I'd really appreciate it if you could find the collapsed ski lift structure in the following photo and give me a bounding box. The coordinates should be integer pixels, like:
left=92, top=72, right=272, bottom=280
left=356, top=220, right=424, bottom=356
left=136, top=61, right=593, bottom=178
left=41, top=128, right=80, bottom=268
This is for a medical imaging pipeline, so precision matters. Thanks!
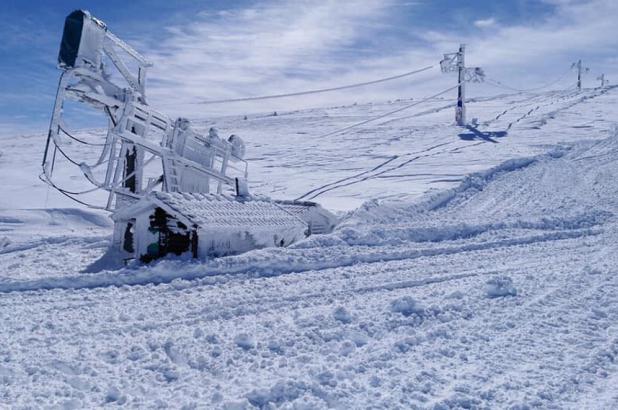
left=42, top=10, right=335, bottom=262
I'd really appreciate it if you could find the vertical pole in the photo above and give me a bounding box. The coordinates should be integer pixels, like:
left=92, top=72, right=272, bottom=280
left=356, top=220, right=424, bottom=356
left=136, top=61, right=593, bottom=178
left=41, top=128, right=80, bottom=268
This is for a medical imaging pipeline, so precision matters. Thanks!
left=577, top=60, right=581, bottom=91
left=456, top=44, right=466, bottom=126
left=43, top=72, right=69, bottom=175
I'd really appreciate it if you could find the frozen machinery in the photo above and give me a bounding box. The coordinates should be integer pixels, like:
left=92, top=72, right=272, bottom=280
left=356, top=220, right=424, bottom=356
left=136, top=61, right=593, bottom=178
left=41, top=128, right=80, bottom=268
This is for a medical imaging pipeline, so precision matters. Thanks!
left=42, top=10, right=335, bottom=262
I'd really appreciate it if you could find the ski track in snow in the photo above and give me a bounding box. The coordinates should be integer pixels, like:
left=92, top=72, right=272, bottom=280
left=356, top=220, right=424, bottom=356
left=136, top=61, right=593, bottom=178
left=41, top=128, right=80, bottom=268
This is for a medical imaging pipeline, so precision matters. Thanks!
left=1, top=87, right=618, bottom=408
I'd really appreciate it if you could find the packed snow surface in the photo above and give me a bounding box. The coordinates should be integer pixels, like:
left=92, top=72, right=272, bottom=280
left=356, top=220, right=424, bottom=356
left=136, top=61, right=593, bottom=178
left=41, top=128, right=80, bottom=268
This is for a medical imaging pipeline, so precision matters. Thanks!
left=1, top=87, right=618, bottom=408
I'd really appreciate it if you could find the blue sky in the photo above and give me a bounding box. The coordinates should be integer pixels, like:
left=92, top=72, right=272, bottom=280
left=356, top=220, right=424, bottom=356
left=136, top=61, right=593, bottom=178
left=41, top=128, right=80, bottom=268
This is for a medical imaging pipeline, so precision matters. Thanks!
left=1, top=0, right=616, bottom=136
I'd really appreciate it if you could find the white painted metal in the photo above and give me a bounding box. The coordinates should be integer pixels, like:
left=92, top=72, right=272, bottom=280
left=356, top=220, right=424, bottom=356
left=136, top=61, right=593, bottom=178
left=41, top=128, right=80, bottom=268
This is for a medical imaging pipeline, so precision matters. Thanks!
left=440, top=44, right=484, bottom=126
left=572, top=60, right=590, bottom=91
left=43, top=10, right=334, bottom=262
left=597, top=73, right=608, bottom=88
left=42, top=10, right=249, bottom=213
left=456, top=44, right=466, bottom=126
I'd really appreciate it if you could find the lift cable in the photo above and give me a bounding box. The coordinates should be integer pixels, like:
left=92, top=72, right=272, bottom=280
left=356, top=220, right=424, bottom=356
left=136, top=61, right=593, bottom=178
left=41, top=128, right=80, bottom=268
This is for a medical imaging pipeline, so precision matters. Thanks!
left=315, top=80, right=466, bottom=139
left=199, top=65, right=435, bottom=105
left=484, top=68, right=572, bottom=93
left=59, top=125, right=109, bottom=147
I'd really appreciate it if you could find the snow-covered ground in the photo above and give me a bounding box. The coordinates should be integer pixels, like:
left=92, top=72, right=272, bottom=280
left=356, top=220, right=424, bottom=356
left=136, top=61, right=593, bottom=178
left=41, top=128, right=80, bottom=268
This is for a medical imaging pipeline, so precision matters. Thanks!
left=1, top=86, right=618, bottom=408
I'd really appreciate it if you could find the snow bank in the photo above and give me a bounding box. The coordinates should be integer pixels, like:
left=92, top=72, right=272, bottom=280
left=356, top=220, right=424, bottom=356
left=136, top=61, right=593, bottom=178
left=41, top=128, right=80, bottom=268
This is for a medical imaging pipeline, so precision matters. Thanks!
left=0, top=225, right=597, bottom=293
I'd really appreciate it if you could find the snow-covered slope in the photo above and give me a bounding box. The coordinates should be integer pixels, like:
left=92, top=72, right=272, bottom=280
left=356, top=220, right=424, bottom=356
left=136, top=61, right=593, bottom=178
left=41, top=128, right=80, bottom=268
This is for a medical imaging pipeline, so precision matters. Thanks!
left=209, top=86, right=617, bottom=211
left=1, top=87, right=617, bottom=408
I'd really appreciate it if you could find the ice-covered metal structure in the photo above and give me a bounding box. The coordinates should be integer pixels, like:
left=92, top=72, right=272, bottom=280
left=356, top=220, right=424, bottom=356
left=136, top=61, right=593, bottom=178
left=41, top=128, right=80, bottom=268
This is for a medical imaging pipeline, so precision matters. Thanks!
left=42, top=10, right=335, bottom=262
left=111, top=192, right=309, bottom=262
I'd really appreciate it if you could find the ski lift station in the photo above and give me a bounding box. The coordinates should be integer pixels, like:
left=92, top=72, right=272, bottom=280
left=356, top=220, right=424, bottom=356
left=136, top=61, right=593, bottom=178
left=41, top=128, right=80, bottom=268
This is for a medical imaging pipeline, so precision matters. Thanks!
left=42, top=10, right=336, bottom=263
left=111, top=192, right=334, bottom=262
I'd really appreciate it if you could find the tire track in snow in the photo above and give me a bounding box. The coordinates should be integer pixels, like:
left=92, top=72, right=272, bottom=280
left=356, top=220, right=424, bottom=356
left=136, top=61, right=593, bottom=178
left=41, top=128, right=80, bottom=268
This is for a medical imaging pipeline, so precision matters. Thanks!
left=484, top=91, right=558, bottom=126
left=303, top=140, right=485, bottom=200
left=2, top=222, right=609, bottom=407
left=426, top=268, right=618, bottom=407
left=0, top=229, right=589, bottom=311
left=0, top=235, right=109, bottom=256
left=296, top=140, right=457, bottom=201
left=340, top=237, right=617, bottom=408
left=300, top=87, right=601, bottom=200
left=295, top=155, right=401, bottom=201
left=505, top=87, right=609, bottom=131
left=11, top=245, right=588, bottom=343
left=14, top=234, right=600, bottom=408
left=378, top=90, right=558, bottom=127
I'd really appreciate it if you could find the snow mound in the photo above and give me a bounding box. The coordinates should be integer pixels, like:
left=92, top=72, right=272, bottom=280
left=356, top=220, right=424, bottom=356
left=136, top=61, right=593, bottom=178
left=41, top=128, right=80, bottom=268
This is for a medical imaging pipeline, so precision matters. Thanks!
left=485, top=276, right=518, bottom=298
left=332, top=306, right=353, bottom=324
left=234, top=333, right=256, bottom=350
left=390, top=296, right=425, bottom=317
left=340, top=145, right=570, bottom=223
left=246, top=381, right=308, bottom=408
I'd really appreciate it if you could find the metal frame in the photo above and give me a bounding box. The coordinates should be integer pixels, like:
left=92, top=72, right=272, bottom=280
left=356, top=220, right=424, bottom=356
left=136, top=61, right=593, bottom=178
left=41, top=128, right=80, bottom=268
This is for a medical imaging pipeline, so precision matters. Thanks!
left=440, top=44, right=484, bottom=126
left=42, top=10, right=249, bottom=212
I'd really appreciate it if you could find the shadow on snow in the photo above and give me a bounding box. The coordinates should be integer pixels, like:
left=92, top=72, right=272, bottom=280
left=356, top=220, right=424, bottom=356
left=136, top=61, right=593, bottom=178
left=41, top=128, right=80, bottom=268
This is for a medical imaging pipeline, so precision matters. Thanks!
left=459, top=125, right=508, bottom=143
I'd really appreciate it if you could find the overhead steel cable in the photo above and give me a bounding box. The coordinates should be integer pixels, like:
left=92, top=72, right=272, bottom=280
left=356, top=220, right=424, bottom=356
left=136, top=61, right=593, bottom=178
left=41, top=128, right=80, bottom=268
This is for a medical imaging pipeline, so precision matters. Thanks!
left=53, top=141, right=83, bottom=167
left=315, top=81, right=466, bottom=139
left=198, top=65, right=435, bottom=105
left=484, top=68, right=572, bottom=93
left=42, top=138, right=107, bottom=203
left=38, top=173, right=106, bottom=209
left=59, top=125, right=109, bottom=147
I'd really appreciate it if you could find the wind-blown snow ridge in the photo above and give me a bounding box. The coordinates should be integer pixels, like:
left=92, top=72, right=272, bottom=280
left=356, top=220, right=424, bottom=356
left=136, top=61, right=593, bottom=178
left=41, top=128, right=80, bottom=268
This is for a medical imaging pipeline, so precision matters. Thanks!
left=394, top=148, right=565, bottom=213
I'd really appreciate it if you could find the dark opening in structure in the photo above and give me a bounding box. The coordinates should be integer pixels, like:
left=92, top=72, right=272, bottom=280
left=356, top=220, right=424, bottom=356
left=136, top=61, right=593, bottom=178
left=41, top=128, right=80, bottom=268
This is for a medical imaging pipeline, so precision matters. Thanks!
left=140, top=208, right=194, bottom=263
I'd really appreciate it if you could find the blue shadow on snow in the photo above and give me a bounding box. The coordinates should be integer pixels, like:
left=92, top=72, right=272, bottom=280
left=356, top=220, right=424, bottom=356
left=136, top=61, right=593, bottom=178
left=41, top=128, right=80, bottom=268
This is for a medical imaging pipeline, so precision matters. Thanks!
left=458, top=125, right=508, bottom=143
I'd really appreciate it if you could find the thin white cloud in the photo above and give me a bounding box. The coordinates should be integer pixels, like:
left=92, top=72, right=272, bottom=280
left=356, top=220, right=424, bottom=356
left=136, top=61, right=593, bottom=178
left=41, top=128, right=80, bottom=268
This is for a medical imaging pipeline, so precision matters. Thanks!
left=144, top=0, right=409, bottom=117
left=140, top=0, right=618, bottom=120
left=474, top=18, right=496, bottom=28
left=413, top=0, right=618, bottom=89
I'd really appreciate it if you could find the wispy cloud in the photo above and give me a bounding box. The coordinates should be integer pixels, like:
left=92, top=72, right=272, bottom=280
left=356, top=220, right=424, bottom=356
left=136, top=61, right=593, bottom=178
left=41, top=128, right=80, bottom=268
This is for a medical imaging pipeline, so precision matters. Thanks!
left=144, top=0, right=438, bottom=117
left=473, top=17, right=496, bottom=28
left=141, top=0, right=617, bottom=120
left=5, top=0, right=615, bottom=140
left=421, top=0, right=618, bottom=86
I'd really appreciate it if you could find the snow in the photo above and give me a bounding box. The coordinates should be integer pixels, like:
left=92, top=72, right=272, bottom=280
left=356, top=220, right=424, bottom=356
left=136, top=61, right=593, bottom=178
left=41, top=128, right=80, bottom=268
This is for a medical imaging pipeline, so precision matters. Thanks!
left=234, top=333, right=257, bottom=351
left=390, top=296, right=425, bottom=317
left=1, top=86, right=618, bottom=407
left=485, top=276, right=518, bottom=298
left=332, top=306, right=353, bottom=324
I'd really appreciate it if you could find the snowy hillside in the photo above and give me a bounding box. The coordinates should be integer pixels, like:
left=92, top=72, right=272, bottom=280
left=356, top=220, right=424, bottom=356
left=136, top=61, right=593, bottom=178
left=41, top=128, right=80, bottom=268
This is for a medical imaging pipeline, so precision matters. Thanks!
left=1, top=87, right=618, bottom=408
